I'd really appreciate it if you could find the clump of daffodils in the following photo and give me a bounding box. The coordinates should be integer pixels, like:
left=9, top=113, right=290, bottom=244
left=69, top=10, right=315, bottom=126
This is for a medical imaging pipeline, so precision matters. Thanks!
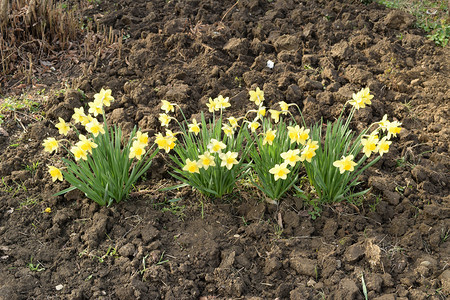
left=246, top=88, right=319, bottom=201
left=157, top=95, right=251, bottom=199
left=43, top=89, right=157, bottom=206
left=301, top=87, right=402, bottom=209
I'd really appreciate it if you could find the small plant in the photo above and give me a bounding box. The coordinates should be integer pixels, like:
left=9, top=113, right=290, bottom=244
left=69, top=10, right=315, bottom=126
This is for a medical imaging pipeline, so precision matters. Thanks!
left=27, top=257, right=45, bottom=272
left=427, top=19, right=450, bottom=47
left=44, top=89, right=158, bottom=206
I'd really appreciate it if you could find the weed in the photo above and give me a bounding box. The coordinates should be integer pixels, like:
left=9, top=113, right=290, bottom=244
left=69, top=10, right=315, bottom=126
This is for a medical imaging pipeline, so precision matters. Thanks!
left=369, top=194, right=382, bottom=212
left=17, top=196, right=39, bottom=210
left=24, top=161, right=40, bottom=176
left=27, top=257, right=45, bottom=272
left=361, top=272, right=368, bottom=300
left=156, top=251, right=169, bottom=265
left=440, top=228, right=449, bottom=244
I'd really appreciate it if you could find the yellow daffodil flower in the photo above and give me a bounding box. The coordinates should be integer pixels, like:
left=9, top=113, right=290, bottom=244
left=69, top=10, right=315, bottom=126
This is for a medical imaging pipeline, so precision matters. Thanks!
left=387, top=120, right=402, bottom=139
left=377, top=137, right=391, bottom=156
left=359, top=87, right=373, bottom=106
left=333, top=155, right=357, bottom=174
left=263, top=128, right=277, bottom=145
left=43, top=137, right=59, bottom=153
left=281, top=149, right=300, bottom=166
left=207, top=139, right=226, bottom=153
left=215, top=95, right=231, bottom=109
left=71, top=145, right=88, bottom=161
left=269, top=163, right=290, bottom=181
left=129, top=141, right=146, bottom=160
left=269, top=109, right=281, bottom=123
left=300, top=140, right=319, bottom=162
left=183, top=158, right=200, bottom=173
left=94, top=88, right=114, bottom=107
left=136, top=131, right=149, bottom=146
left=222, top=124, right=234, bottom=137
left=88, top=99, right=103, bottom=116
left=85, top=119, right=105, bottom=137
left=48, top=166, right=63, bottom=182
left=161, top=100, right=175, bottom=113
left=288, top=125, right=309, bottom=145
left=219, top=151, right=239, bottom=170
left=77, top=134, right=98, bottom=154
left=206, top=97, right=218, bottom=112
left=159, top=113, right=171, bottom=127
left=361, top=134, right=379, bottom=158
left=248, top=121, right=260, bottom=132
left=228, top=117, right=240, bottom=129
left=249, top=87, right=264, bottom=105
left=72, top=107, right=87, bottom=124
left=198, top=151, right=216, bottom=170
left=155, top=132, right=177, bottom=153
left=378, top=114, right=390, bottom=130
left=279, top=101, right=293, bottom=114
left=55, top=117, right=70, bottom=136
left=188, top=119, right=200, bottom=135
left=257, top=106, right=266, bottom=118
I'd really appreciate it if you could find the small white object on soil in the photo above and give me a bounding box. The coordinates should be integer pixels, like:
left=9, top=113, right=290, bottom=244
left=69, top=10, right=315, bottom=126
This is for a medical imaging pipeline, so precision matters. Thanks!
left=267, top=60, right=274, bottom=69
left=55, top=284, right=63, bottom=291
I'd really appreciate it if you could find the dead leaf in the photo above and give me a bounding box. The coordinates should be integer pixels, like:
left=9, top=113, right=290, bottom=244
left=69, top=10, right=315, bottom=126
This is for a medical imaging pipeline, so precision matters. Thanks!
left=365, top=239, right=381, bottom=269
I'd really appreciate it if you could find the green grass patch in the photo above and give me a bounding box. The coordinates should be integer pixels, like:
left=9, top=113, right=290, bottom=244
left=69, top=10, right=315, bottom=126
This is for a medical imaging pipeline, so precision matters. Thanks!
left=375, top=0, right=449, bottom=46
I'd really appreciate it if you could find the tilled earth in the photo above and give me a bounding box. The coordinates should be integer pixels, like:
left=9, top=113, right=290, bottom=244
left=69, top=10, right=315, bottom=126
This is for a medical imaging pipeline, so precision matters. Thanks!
left=0, top=0, right=449, bottom=299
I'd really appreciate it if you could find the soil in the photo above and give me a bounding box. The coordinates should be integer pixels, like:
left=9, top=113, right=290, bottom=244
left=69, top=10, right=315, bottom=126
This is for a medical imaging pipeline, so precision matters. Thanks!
left=0, top=0, right=449, bottom=299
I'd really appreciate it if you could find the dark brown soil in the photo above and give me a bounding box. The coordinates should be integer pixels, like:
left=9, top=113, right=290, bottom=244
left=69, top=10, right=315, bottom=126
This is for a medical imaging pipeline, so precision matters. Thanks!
left=1, top=0, right=449, bottom=299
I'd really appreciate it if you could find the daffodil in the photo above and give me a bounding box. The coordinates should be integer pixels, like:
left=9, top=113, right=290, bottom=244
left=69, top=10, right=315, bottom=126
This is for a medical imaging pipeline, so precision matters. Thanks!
left=70, top=145, right=88, bottom=161
left=161, top=100, right=175, bottom=113
left=48, top=166, right=63, bottom=182
left=159, top=113, right=171, bottom=127
left=183, top=158, right=200, bottom=173
left=228, top=117, right=240, bottom=129
left=136, top=131, right=149, bottom=146
left=88, top=99, right=103, bottom=116
left=387, top=120, right=402, bottom=139
left=198, top=151, right=216, bottom=170
left=72, top=107, right=87, bottom=124
left=249, top=87, right=264, bottom=105
left=43, top=137, right=59, bottom=153
left=257, top=106, right=266, bottom=118
left=361, top=134, right=379, bottom=158
left=188, top=119, right=200, bottom=135
left=377, top=137, right=391, bottom=156
left=288, top=125, right=309, bottom=145
left=206, top=97, right=218, bottom=112
left=55, top=117, right=71, bottom=135
left=207, top=139, right=226, bottom=153
left=349, top=87, right=373, bottom=109
left=77, top=134, right=98, bottom=154
left=359, top=87, right=373, bottom=106
left=269, top=163, right=290, bottom=181
left=219, top=151, right=239, bottom=170
left=333, top=155, right=357, bottom=174
left=281, top=149, right=300, bottom=166
left=279, top=101, right=293, bottom=114
left=248, top=121, right=260, bottom=133
left=85, top=118, right=105, bottom=137
left=378, top=114, right=390, bottom=130
left=300, top=140, right=319, bottom=162
left=215, top=95, right=231, bottom=109
left=222, top=124, right=234, bottom=137
left=155, top=132, right=177, bottom=153
left=94, top=88, right=114, bottom=107
left=263, top=128, right=276, bottom=145
left=269, top=109, right=281, bottom=123
left=129, top=141, right=146, bottom=160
